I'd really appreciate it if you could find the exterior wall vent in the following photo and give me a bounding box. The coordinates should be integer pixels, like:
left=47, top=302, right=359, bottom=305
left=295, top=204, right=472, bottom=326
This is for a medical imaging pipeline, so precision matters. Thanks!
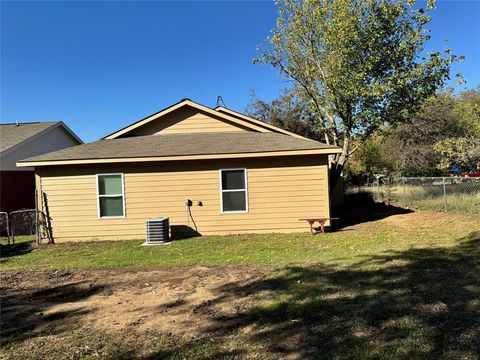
left=146, top=217, right=169, bottom=243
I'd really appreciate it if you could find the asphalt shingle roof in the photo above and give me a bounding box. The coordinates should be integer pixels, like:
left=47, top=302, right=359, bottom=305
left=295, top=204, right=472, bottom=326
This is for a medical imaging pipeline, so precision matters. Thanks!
left=20, top=132, right=339, bottom=163
left=0, top=122, right=59, bottom=152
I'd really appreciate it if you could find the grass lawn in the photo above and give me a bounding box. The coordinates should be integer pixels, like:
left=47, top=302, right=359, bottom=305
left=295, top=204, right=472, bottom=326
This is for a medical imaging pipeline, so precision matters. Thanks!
left=1, top=211, right=477, bottom=271
left=1, top=204, right=479, bottom=359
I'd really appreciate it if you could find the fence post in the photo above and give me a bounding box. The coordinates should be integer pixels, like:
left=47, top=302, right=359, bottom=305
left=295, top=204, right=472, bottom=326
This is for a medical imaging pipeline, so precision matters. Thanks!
left=402, top=178, right=407, bottom=208
left=6, top=213, right=10, bottom=245
left=10, top=214, right=15, bottom=244
left=442, top=177, right=448, bottom=212
left=376, top=177, right=380, bottom=202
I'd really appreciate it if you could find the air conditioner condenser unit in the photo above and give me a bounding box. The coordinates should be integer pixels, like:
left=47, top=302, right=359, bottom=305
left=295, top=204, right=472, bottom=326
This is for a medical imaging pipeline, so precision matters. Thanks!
left=145, top=217, right=170, bottom=244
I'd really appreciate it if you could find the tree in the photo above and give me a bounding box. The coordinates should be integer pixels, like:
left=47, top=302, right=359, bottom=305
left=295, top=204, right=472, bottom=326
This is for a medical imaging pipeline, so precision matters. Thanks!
left=434, top=137, right=480, bottom=173
left=433, top=88, right=480, bottom=173
left=346, top=89, right=480, bottom=177
left=451, top=88, right=480, bottom=136
left=255, top=0, right=463, bottom=186
left=382, top=93, right=465, bottom=176
left=245, top=89, right=323, bottom=141
left=346, top=133, right=397, bottom=178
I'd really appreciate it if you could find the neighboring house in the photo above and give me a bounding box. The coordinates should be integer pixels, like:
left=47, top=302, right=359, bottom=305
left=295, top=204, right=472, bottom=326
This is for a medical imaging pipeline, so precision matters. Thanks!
left=18, top=99, right=341, bottom=241
left=0, top=122, right=82, bottom=213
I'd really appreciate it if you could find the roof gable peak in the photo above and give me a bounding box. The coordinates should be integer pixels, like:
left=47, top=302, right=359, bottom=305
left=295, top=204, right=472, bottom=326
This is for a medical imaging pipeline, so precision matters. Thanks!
left=103, top=99, right=308, bottom=140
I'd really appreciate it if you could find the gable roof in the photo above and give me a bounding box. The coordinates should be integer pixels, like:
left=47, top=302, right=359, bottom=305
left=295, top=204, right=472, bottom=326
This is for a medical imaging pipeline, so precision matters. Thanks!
left=214, top=106, right=310, bottom=140
left=18, top=132, right=341, bottom=167
left=102, top=99, right=312, bottom=140
left=0, top=121, right=83, bottom=154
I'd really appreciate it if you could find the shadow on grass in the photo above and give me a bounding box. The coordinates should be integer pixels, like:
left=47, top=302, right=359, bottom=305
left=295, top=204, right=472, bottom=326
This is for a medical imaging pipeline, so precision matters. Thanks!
left=170, top=225, right=202, bottom=240
left=0, top=240, right=35, bottom=260
left=335, top=191, right=414, bottom=230
left=188, top=231, right=479, bottom=359
left=0, top=276, right=106, bottom=346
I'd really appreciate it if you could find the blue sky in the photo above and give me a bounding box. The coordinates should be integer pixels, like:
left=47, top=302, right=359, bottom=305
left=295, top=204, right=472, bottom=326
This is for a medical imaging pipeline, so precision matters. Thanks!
left=1, top=1, right=479, bottom=142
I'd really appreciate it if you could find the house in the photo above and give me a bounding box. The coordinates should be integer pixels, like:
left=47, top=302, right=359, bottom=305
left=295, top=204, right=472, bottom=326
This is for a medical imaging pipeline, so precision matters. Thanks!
left=0, top=121, right=82, bottom=214
left=18, top=99, right=341, bottom=241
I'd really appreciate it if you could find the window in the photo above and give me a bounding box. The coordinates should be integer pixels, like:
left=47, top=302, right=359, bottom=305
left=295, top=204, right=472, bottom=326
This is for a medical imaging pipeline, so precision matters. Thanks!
left=220, top=169, right=248, bottom=213
left=97, top=174, right=125, bottom=218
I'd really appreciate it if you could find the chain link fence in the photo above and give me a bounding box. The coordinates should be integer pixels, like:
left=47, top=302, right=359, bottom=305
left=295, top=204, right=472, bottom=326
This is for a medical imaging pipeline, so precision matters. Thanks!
left=0, top=209, right=36, bottom=244
left=10, top=209, right=37, bottom=236
left=348, top=177, right=480, bottom=215
left=1, top=190, right=55, bottom=245
left=0, top=209, right=53, bottom=244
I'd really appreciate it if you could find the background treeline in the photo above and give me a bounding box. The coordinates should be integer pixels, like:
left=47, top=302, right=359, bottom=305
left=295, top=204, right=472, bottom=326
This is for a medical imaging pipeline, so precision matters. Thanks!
left=246, top=87, right=480, bottom=178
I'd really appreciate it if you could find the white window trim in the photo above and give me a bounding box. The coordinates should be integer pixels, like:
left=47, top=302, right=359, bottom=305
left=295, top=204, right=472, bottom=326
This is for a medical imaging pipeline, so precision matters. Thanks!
left=219, top=168, right=249, bottom=214
left=96, top=173, right=126, bottom=219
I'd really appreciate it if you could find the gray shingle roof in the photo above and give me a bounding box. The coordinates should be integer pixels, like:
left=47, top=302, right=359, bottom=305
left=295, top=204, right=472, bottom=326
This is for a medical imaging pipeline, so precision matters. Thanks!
left=0, top=122, right=59, bottom=152
left=20, top=132, right=340, bottom=163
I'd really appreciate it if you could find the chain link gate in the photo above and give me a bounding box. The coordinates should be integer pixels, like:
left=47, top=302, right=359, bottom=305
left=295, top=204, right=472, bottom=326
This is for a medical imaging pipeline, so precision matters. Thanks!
left=1, top=190, right=55, bottom=244
left=9, top=209, right=37, bottom=241
left=1, top=209, right=54, bottom=244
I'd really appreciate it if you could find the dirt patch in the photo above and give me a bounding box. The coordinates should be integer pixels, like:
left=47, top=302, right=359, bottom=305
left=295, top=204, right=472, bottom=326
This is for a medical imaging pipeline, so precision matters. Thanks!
left=1, top=266, right=265, bottom=344
left=2, top=211, right=478, bottom=359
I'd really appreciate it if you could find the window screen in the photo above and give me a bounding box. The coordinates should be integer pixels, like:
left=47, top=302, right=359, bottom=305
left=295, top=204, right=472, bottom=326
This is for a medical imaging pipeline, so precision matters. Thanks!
left=97, top=174, right=124, bottom=217
left=220, top=169, right=248, bottom=212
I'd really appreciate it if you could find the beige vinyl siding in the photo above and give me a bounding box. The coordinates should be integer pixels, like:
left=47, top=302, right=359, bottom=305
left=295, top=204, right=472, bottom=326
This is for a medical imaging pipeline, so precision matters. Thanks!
left=121, top=107, right=253, bottom=137
left=1, top=126, right=80, bottom=171
left=37, top=155, right=330, bottom=241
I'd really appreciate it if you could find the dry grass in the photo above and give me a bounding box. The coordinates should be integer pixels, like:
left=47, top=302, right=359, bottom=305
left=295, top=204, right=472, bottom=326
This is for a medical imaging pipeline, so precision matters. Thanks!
left=357, top=184, right=480, bottom=214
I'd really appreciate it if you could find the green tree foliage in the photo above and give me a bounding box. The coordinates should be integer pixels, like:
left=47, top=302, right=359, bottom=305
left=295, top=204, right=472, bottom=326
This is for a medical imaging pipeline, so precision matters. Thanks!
left=453, top=89, right=480, bottom=135
left=433, top=89, right=480, bottom=173
left=434, top=138, right=480, bottom=173
left=255, top=0, right=462, bottom=184
left=346, top=134, right=396, bottom=176
left=347, top=89, right=480, bottom=177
